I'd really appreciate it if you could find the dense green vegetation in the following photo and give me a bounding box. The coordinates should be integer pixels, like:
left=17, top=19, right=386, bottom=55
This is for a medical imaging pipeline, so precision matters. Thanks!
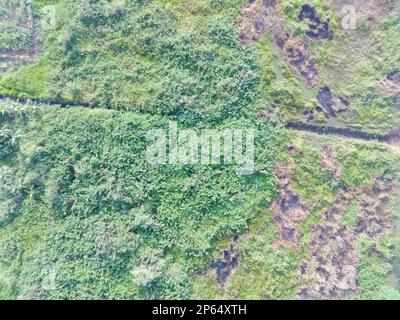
left=2, top=0, right=399, bottom=131
left=1, top=0, right=265, bottom=126
left=0, top=99, right=284, bottom=299
left=0, top=0, right=399, bottom=300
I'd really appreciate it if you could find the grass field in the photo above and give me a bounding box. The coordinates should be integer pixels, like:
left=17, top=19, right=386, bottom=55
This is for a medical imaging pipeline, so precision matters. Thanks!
left=0, top=0, right=399, bottom=300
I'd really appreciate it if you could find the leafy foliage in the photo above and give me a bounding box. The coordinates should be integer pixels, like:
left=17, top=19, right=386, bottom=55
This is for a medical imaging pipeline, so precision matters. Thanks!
left=0, top=100, right=284, bottom=299
left=0, top=0, right=399, bottom=300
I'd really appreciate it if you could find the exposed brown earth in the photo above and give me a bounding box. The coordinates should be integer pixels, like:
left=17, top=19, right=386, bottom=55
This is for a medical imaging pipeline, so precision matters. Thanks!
left=386, top=128, right=400, bottom=147
left=322, top=145, right=342, bottom=180
left=299, top=4, right=333, bottom=40
left=278, top=35, right=320, bottom=88
left=300, top=175, right=397, bottom=299
left=355, top=176, right=396, bottom=239
left=272, top=6, right=320, bottom=88
left=286, top=121, right=400, bottom=148
left=379, top=72, right=400, bottom=97
left=354, top=0, right=393, bottom=22
left=271, top=4, right=322, bottom=88
left=300, top=187, right=361, bottom=299
left=237, top=0, right=273, bottom=44
left=0, top=3, right=41, bottom=75
left=326, top=0, right=396, bottom=25
left=272, top=164, right=311, bottom=250
left=238, top=0, right=320, bottom=88
left=271, top=140, right=397, bottom=300
left=317, top=86, right=350, bottom=118
left=211, top=236, right=240, bottom=287
left=237, top=0, right=278, bottom=44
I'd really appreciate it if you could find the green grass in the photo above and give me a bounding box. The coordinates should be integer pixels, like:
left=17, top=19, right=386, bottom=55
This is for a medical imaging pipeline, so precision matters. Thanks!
left=0, top=99, right=285, bottom=299
left=0, top=0, right=400, bottom=300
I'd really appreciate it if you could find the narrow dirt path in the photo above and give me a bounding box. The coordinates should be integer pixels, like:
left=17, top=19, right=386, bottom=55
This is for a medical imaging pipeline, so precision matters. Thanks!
left=1, top=94, right=399, bottom=148
left=1, top=93, right=399, bottom=145
left=1, top=0, right=398, bottom=149
left=287, top=122, right=400, bottom=148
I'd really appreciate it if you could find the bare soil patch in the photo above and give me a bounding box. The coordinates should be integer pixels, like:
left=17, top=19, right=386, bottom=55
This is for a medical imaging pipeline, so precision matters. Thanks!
left=300, top=175, right=397, bottom=299
left=272, top=164, right=311, bottom=250
left=0, top=3, right=41, bottom=75
left=379, top=72, right=400, bottom=97
left=237, top=0, right=277, bottom=44
left=272, top=5, right=320, bottom=89
left=355, top=176, right=396, bottom=238
left=325, top=0, right=395, bottom=25
left=317, top=86, right=350, bottom=118
left=322, top=145, right=342, bottom=180
left=238, top=0, right=320, bottom=88
left=299, top=4, right=333, bottom=40
left=300, top=187, right=360, bottom=299
left=211, top=237, right=240, bottom=287
left=385, top=128, right=400, bottom=147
